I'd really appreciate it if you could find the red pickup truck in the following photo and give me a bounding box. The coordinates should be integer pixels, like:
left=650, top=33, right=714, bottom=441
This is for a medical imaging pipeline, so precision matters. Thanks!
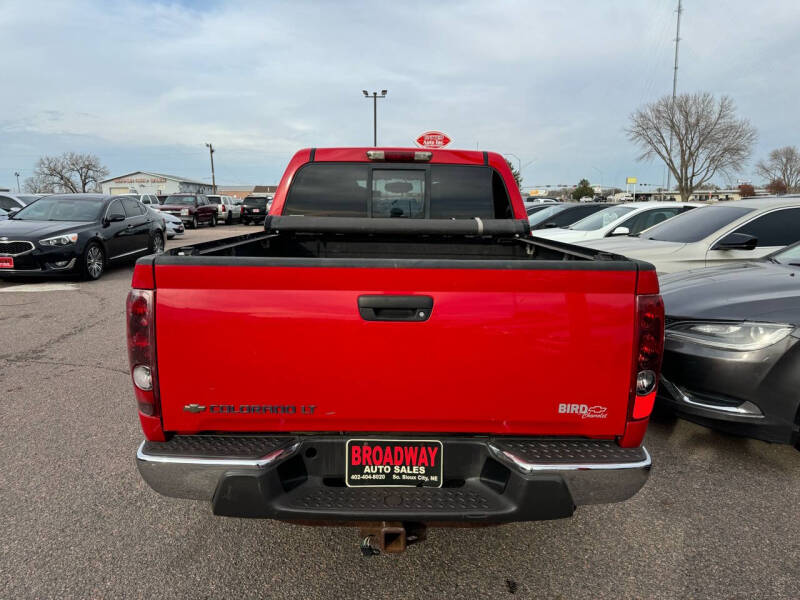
left=130, top=148, right=663, bottom=554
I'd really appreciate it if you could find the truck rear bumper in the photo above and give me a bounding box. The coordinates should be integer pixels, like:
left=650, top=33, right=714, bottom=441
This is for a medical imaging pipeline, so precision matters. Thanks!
left=136, top=435, right=650, bottom=522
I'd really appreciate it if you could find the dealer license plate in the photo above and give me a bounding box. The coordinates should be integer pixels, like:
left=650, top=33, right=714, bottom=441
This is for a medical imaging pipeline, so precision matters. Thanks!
left=346, top=439, right=443, bottom=487
left=252, top=208, right=260, bottom=213
left=0, top=257, right=13, bottom=269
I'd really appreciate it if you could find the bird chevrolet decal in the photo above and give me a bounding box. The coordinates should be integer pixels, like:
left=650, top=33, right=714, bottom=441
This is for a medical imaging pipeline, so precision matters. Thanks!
left=558, top=403, right=609, bottom=419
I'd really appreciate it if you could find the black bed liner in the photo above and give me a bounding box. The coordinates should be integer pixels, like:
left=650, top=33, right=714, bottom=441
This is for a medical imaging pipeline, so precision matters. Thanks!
left=149, top=216, right=648, bottom=272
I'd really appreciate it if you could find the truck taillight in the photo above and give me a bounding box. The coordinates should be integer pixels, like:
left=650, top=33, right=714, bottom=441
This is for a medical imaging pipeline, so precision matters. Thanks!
left=620, top=270, right=664, bottom=447
left=126, top=288, right=165, bottom=441
left=632, top=293, right=664, bottom=417
left=221, top=204, right=226, bottom=211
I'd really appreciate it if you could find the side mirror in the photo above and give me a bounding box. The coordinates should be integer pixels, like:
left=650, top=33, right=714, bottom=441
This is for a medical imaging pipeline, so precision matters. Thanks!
left=712, top=232, right=758, bottom=251
left=610, top=226, right=630, bottom=236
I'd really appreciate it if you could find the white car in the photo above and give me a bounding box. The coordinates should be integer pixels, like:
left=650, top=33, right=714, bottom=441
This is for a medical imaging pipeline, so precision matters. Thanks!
left=160, top=211, right=185, bottom=239
left=524, top=197, right=559, bottom=205
left=206, top=194, right=242, bottom=224
left=0, top=192, right=42, bottom=214
left=583, top=196, right=800, bottom=274
left=145, top=206, right=184, bottom=239
left=532, top=202, right=702, bottom=244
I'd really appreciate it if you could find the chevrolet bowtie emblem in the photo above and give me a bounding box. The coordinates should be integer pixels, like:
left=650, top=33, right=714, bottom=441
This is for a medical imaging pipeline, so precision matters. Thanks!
left=183, top=404, right=206, bottom=413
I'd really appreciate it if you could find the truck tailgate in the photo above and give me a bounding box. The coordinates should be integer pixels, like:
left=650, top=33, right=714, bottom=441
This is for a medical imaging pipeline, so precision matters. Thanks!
left=154, top=263, right=637, bottom=436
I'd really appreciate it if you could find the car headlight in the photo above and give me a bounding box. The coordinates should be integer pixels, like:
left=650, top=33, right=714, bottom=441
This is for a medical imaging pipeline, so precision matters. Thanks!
left=180, top=208, right=189, bottom=216
left=39, top=233, right=79, bottom=246
left=666, top=321, right=794, bottom=351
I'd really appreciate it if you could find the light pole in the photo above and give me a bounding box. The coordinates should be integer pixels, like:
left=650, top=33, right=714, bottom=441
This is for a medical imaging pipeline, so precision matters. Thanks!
left=205, top=143, right=216, bottom=194
left=14, top=171, right=20, bottom=192
left=362, top=90, right=387, bottom=146
left=591, top=166, right=604, bottom=186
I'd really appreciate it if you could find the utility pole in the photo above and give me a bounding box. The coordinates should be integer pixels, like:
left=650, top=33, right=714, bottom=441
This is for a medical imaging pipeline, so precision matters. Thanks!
left=362, top=90, right=387, bottom=146
left=666, top=0, right=683, bottom=196
left=205, top=143, right=216, bottom=193
left=14, top=171, right=20, bottom=192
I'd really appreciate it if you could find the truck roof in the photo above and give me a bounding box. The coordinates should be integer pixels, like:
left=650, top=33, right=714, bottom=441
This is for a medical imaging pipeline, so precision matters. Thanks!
left=307, top=147, right=498, bottom=165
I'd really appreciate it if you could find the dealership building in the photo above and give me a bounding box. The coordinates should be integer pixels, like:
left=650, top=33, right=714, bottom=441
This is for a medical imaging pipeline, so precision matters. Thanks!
left=100, top=171, right=212, bottom=196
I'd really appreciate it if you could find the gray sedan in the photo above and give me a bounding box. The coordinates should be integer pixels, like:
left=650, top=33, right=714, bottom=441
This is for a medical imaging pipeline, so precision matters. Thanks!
left=657, top=242, right=800, bottom=445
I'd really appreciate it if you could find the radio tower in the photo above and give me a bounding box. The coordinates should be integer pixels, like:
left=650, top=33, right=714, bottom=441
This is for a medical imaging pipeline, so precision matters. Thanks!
left=666, top=0, right=683, bottom=196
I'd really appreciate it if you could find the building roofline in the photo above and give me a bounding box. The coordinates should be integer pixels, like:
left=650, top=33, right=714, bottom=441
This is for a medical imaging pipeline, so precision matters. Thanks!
left=100, top=171, right=211, bottom=186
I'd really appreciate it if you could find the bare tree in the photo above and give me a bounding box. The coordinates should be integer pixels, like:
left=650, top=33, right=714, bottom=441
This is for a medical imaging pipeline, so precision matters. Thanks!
left=755, top=146, right=800, bottom=193
left=28, top=152, right=109, bottom=193
left=627, top=93, right=757, bottom=201
left=23, top=173, right=56, bottom=194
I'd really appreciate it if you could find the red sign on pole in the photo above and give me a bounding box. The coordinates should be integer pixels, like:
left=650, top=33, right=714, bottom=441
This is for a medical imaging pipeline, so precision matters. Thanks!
left=415, top=131, right=451, bottom=149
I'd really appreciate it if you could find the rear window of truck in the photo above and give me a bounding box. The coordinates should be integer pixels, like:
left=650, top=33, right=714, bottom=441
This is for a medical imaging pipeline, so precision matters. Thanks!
left=284, top=163, right=512, bottom=219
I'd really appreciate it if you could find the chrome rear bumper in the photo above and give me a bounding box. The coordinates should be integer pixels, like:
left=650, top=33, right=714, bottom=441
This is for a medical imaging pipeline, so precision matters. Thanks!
left=137, top=436, right=651, bottom=520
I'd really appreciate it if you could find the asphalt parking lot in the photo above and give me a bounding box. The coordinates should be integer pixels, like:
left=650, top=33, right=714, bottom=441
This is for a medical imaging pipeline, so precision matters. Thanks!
left=1, top=224, right=798, bottom=599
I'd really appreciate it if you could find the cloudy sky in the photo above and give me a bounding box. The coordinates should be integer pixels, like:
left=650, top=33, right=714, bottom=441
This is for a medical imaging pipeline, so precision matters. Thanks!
left=1, top=0, right=799, bottom=191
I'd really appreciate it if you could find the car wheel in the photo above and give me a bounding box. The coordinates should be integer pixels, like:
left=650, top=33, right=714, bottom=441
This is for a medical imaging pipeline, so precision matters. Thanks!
left=150, top=231, right=165, bottom=254
left=82, top=242, right=105, bottom=281
left=210, top=214, right=217, bottom=227
left=191, top=215, right=198, bottom=229
left=242, top=218, right=249, bottom=225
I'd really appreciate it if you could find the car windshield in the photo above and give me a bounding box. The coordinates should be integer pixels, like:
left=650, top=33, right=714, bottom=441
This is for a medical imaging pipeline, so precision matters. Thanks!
left=770, top=242, right=800, bottom=265
left=244, top=197, right=267, bottom=206
left=643, top=206, right=754, bottom=243
left=527, top=205, right=569, bottom=226
left=164, top=195, right=196, bottom=205
left=569, top=206, right=636, bottom=231
left=16, top=195, right=40, bottom=204
left=12, top=196, right=104, bottom=221
left=526, top=205, right=551, bottom=215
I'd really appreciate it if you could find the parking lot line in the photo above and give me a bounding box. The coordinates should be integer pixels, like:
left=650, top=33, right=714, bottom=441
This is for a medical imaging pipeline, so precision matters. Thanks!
left=0, top=282, right=80, bottom=292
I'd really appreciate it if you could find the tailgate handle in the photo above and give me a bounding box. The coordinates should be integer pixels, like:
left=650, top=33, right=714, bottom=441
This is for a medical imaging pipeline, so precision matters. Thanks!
left=358, top=295, right=433, bottom=322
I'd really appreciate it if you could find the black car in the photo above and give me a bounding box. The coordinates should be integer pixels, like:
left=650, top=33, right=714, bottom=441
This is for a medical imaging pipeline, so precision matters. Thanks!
left=657, top=242, right=800, bottom=445
left=0, top=194, right=166, bottom=280
left=241, top=195, right=270, bottom=225
left=527, top=203, right=607, bottom=230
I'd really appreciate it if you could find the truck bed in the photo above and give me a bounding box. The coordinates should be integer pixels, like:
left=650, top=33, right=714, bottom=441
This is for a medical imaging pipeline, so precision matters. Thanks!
left=144, top=217, right=644, bottom=438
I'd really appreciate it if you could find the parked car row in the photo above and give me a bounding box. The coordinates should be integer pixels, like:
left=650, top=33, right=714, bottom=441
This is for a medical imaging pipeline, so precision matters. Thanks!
left=118, top=192, right=273, bottom=228
left=536, top=195, right=800, bottom=447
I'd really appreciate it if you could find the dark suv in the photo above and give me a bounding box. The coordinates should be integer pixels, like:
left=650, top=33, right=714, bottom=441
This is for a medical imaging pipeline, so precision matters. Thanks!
left=159, top=193, right=218, bottom=228
left=241, top=195, right=270, bottom=225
